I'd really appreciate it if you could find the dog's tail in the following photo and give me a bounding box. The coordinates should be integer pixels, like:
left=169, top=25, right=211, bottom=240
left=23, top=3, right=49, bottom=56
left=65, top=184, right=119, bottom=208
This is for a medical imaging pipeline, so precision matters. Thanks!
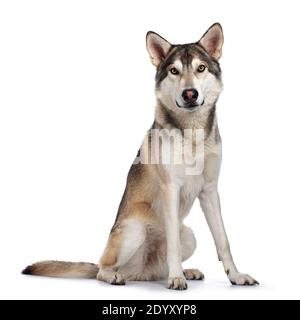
left=22, top=261, right=99, bottom=279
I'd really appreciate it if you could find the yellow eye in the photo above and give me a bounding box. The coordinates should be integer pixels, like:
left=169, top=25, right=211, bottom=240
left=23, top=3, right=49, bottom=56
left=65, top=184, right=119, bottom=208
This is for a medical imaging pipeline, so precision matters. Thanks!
left=170, top=67, right=179, bottom=75
left=197, top=64, right=206, bottom=73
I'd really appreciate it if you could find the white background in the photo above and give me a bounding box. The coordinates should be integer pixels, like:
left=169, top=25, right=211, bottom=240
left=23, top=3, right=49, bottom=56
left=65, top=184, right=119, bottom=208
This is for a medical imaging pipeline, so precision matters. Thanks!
left=1, top=0, right=300, bottom=300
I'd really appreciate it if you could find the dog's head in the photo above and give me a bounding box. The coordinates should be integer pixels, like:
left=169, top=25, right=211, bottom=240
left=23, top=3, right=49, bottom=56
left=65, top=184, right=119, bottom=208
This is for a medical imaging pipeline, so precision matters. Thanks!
left=146, top=23, right=223, bottom=113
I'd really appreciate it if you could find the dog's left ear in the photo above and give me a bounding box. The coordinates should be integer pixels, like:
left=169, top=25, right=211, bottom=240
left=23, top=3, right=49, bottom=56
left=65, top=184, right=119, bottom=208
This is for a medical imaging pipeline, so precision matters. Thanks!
left=146, top=32, right=172, bottom=67
left=198, top=23, right=224, bottom=60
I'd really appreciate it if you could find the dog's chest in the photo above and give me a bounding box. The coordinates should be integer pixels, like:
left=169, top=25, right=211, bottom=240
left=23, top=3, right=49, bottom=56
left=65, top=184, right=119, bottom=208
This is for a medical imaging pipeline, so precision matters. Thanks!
left=155, top=128, right=221, bottom=203
left=180, top=173, right=204, bottom=199
left=171, top=133, right=221, bottom=216
left=164, top=129, right=208, bottom=180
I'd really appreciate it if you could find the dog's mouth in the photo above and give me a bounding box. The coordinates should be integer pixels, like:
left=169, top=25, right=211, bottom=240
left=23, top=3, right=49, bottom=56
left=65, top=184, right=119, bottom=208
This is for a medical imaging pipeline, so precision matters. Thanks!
left=176, top=100, right=204, bottom=111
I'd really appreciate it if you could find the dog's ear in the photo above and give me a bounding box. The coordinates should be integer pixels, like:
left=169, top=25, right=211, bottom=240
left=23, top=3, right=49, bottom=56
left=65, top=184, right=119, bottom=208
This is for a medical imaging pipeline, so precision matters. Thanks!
left=198, top=23, right=224, bottom=60
left=146, top=32, right=172, bottom=67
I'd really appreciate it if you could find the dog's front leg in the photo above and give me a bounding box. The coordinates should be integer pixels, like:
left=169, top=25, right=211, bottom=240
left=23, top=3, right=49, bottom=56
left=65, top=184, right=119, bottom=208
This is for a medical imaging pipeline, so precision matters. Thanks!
left=199, top=188, right=259, bottom=286
left=162, top=182, right=187, bottom=290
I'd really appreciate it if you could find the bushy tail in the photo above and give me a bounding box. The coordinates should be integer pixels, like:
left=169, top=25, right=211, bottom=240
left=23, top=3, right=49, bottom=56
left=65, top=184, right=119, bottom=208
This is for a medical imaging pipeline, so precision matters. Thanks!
left=22, top=261, right=99, bottom=279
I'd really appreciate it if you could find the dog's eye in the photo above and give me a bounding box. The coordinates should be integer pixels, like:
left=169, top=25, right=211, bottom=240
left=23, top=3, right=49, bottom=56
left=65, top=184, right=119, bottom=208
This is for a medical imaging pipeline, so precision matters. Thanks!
left=170, top=68, right=179, bottom=75
left=197, top=64, right=206, bottom=73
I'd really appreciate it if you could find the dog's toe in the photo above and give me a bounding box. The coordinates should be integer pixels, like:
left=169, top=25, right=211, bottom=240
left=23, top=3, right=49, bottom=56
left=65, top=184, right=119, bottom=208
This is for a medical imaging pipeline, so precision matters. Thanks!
left=110, top=273, right=126, bottom=285
left=229, top=272, right=259, bottom=286
left=184, top=269, right=204, bottom=280
left=97, top=270, right=126, bottom=286
left=168, top=277, right=188, bottom=290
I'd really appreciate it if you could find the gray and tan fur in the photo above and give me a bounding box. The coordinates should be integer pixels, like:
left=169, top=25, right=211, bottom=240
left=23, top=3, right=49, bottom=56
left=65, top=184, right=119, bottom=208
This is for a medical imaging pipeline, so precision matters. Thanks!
left=23, top=23, right=258, bottom=290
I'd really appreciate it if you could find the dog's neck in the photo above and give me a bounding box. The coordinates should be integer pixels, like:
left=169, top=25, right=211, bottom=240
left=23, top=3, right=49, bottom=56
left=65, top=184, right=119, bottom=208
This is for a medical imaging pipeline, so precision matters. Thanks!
left=154, top=100, right=218, bottom=140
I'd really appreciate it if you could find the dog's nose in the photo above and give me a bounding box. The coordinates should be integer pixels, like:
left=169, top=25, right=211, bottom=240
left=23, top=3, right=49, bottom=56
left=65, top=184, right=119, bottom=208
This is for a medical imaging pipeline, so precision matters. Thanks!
left=182, top=89, right=198, bottom=103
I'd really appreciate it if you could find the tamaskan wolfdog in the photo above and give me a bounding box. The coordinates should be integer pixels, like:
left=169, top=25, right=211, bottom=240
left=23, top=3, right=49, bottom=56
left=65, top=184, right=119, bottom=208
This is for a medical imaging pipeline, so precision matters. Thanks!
left=23, top=23, right=258, bottom=290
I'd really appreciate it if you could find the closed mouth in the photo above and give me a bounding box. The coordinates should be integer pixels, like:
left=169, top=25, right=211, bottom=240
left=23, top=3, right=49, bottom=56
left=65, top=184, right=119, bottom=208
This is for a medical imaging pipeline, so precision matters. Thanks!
left=176, top=100, right=204, bottom=110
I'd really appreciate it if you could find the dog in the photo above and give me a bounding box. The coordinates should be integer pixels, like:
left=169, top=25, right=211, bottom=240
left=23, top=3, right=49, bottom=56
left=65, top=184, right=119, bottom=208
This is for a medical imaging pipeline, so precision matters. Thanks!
left=23, top=23, right=258, bottom=290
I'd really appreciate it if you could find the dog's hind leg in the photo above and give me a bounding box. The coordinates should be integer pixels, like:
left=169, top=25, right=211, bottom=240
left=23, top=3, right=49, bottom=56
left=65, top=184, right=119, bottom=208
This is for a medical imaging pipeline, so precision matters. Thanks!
left=180, top=225, right=205, bottom=280
left=136, top=225, right=204, bottom=282
left=97, top=215, right=146, bottom=285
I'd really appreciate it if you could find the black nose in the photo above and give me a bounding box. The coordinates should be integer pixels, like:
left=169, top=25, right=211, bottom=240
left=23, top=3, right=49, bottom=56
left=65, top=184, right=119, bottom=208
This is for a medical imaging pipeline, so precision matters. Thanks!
left=182, top=89, right=198, bottom=103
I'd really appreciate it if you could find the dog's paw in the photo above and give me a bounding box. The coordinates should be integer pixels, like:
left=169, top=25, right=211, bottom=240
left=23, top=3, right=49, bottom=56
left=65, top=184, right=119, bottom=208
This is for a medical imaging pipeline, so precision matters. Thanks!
left=168, top=276, right=188, bottom=290
left=184, top=269, right=205, bottom=280
left=109, top=272, right=126, bottom=285
left=228, top=272, right=259, bottom=286
left=97, top=270, right=126, bottom=285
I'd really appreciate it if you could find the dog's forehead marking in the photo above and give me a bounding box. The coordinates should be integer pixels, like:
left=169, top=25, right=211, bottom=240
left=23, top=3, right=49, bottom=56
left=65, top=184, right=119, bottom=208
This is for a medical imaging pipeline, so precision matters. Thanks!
left=173, top=56, right=203, bottom=73
left=191, top=58, right=201, bottom=69
left=174, top=46, right=206, bottom=69
left=173, top=59, right=183, bottom=71
left=178, top=46, right=193, bottom=66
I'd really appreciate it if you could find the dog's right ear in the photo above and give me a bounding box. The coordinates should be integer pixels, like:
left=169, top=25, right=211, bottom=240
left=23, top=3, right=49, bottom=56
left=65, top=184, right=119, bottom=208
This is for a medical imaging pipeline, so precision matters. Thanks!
left=146, top=32, right=172, bottom=67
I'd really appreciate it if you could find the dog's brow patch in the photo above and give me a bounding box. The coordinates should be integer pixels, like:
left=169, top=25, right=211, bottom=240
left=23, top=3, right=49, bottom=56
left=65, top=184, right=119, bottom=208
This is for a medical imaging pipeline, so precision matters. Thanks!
left=192, top=58, right=201, bottom=70
left=173, top=60, right=183, bottom=72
